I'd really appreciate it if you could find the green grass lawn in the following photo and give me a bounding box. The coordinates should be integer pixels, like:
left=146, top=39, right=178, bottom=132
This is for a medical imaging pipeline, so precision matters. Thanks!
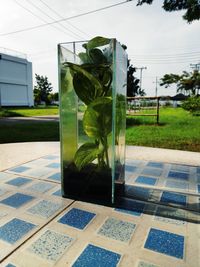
left=0, top=106, right=59, bottom=117
left=126, top=107, right=200, bottom=152
left=0, top=107, right=199, bottom=152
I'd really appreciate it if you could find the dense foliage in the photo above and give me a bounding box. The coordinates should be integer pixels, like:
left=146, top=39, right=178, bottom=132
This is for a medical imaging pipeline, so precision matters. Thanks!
left=34, top=74, right=53, bottom=105
left=160, top=70, right=200, bottom=96
left=137, top=0, right=200, bottom=22
left=182, top=96, right=200, bottom=114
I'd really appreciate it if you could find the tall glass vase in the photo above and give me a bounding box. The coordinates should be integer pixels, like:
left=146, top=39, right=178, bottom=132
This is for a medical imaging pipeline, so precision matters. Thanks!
left=58, top=37, right=127, bottom=204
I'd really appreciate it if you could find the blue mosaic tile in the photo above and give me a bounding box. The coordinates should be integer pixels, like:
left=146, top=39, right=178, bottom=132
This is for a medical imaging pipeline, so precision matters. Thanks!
left=5, top=264, right=16, bottom=267
left=27, top=200, right=62, bottom=218
left=197, top=175, right=200, bottom=184
left=52, top=189, right=61, bottom=197
left=144, top=228, right=184, bottom=259
left=115, top=199, right=145, bottom=216
left=125, top=185, right=151, bottom=200
left=168, top=171, right=189, bottom=181
left=135, top=176, right=157, bottom=186
left=147, top=162, right=164, bottom=168
left=42, top=155, right=59, bottom=160
left=0, top=218, right=36, bottom=244
left=46, top=163, right=60, bottom=169
left=98, top=217, right=136, bottom=242
left=48, top=172, right=61, bottom=181
left=58, top=208, right=96, bottom=230
left=1, top=193, right=35, bottom=208
left=26, top=182, right=54, bottom=193
left=161, top=192, right=187, bottom=206
left=197, top=167, right=200, bottom=174
left=197, top=184, right=200, bottom=193
left=138, top=261, right=158, bottom=267
left=28, top=229, right=74, bottom=261
left=165, top=180, right=189, bottom=190
left=6, top=177, right=32, bottom=187
left=125, top=165, right=137, bottom=173
left=142, top=168, right=162, bottom=177
left=72, top=244, right=121, bottom=267
left=8, top=166, right=30, bottom=173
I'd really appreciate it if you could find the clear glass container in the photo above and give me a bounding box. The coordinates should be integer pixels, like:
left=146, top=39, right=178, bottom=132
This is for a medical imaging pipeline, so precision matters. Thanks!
left=58, top=37, right=127, bottom=204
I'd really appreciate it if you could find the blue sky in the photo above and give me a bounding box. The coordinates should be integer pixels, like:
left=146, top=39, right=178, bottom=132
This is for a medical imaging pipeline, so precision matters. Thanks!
left=1, top=0, right=200, bottom=96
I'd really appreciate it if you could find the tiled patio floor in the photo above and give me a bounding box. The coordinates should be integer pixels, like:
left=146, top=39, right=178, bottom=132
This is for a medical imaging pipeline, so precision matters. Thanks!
left=0, top=151, right=199, bottom=267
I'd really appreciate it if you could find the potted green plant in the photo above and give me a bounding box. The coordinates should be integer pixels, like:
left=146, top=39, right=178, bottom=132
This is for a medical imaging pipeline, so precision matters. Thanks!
left=58, top=36, right=127, bottom=204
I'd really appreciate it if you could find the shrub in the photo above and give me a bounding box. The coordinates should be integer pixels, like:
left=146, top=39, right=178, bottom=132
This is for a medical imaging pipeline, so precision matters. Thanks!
left=182, top=96, right=200, bottom=115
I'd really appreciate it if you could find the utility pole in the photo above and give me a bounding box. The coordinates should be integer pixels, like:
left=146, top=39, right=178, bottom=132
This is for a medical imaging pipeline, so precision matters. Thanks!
left=153, top=76, right=159, bottom=97
left=136, top=66, right=147, bottom=92
left=190, top=63, right=200, bottom=71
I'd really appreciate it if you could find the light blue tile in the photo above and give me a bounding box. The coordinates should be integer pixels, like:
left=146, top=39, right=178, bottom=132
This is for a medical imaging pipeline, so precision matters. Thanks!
left=26, top=168, right=53, bottom=178
left=0, top=172, right=13, bottom=179
left=1, top=193, right=35, bottom=208
left=171, top=164, right=190, bottom=173
left=144, top=228, right=184, bottom=259
left=0, top=218, right=36, bottom=244
left=135, top=176, right=157, bottom=186
left=5, top=264, right=16, bottom=267
left=72, top=244, right=121, bottom=267
left=46, top=163, right=60, bottom=169
left=52, top=189, right=61, bottom=197
left=8, top=166, right=30, bottom=173
left=26, top=182, right=54, bottom=193
left=147, top=162, right=164, bottom=169
left=161, top=192, right=187, bottom=206
left=6, top=177, right=32, bottom=187
left=142, top=168, right=162, bottom=177
left=28, top=230, right=74, bottom=261
left=98, top=217, right=136, bottom=242
left=27, top=200, right=62, bottom=218
left=0, top=188, right=7, bottom=197
left=48, top=172, right=61, bottom=181
left=58, top=208, right=96, bottom=230
left=165, top=180, right=189, bottom=190
left=168, top=171, right=189, bottom=181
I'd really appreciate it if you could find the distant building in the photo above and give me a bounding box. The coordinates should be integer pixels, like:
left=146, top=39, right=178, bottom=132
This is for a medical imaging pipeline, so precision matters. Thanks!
left=0, top=50, right=33, bottom=106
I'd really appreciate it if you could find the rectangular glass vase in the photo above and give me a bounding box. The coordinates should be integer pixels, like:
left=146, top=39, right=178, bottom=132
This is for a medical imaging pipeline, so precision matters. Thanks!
left=58, top=37, right=127, bottom=204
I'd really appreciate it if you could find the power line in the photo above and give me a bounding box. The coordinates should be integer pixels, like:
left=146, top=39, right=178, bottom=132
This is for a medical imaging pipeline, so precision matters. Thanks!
left=24, top=0, right=84, bottom=39
left=13, top=0, right=81, bottom=39
left=0, top=0, right=133, bottom=36
left=38, top=0, right=90, bottom=39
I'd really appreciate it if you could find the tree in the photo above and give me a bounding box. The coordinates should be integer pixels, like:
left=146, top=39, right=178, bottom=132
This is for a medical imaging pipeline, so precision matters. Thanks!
left=127, top=65, right=146, bottom=98
left=34, top=74, right=53, bottom=105
left=136, top=0, right=200, bottom=23
left=160, top=70, right=200, bottom=95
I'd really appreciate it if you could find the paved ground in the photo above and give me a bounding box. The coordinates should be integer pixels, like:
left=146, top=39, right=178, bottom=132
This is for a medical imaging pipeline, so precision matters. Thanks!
left=0, top=115, right=59, bottom=124
left=0, top=143, right=199, bottom=267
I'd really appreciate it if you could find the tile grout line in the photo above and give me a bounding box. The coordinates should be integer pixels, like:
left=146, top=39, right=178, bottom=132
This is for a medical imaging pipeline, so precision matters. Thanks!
left=0, top=198, right=76, bottom=264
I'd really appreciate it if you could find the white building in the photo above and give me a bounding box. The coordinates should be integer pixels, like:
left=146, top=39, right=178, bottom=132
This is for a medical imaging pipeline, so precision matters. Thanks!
left=0, top=51, right=33, bottom=106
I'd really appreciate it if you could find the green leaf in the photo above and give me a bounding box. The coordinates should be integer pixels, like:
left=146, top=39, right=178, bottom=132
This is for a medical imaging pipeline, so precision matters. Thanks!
left=74, top=142, right=102, bottom=170
left=83, top=97, right=112, bottom=138
left=73, top=73, right=95, bottom=105
left=67, top=63, right=103, bottom=104
left=89, top=48, right=107, bottom=64
left=85, top=36, right=111, bottom=50
left=78, top=52, right=91, bottom=64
